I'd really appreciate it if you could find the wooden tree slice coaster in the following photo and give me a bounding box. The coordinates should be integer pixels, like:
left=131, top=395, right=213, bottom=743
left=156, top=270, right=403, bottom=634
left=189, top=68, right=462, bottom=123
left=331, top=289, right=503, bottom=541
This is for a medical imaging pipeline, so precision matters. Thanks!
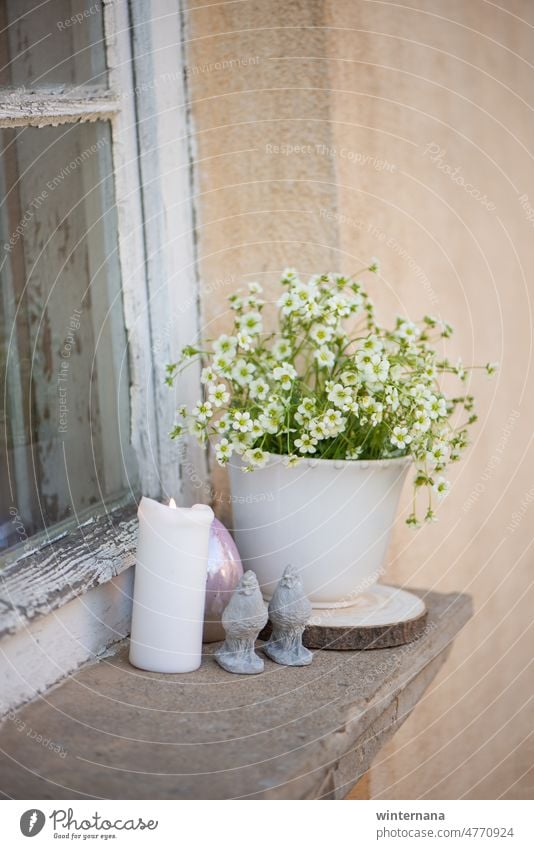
left=303, top=585, right=427, bottom=650
left=260, top=585, right=427, bottom=650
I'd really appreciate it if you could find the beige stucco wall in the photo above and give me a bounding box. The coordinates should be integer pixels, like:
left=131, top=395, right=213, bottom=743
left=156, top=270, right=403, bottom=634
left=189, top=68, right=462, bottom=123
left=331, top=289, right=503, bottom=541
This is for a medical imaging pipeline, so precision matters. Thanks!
left=185, top=0, right=534, bottom=798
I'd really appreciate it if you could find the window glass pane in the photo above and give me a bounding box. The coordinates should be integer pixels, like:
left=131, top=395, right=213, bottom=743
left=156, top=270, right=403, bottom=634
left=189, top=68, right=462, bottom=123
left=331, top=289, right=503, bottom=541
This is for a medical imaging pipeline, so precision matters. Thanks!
left=0, top=0, right=107, bottom=88
left=0, top=120, right=136, bottom=554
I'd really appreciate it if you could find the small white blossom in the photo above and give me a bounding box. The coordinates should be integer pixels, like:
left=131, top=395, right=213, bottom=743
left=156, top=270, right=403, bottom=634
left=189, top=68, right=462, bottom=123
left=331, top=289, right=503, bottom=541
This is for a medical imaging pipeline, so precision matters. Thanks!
left=314, top=346, right=336, bottom=369
left=249, top=378, right=269, bottom=400
left=209, top=383, right=230, bottom=407
left=213, top=334, right=237, bottom=357
left=396, top=320, right=421, bottom=342
left=283, top=454, right=301, bottom=467
left=215, top=438, right=233, bottom=465
left=328, top=383, right=352, bottom=411
left=213, top=353, right=233, bottom=374
left=192, top=400, right=213, bottom=423
left=433, top=476, right=451, bottom=500
left=243, top=447, right=270, bottom=469
left=340, top=371, right=359, bottom=386
left=232, top=411, right=254, bottom=432
left=232, top=358, right=256, bottom=386
left=322, top=408, right=346, bottom=434
left=295, top=433, right=318, bottom=454
left=201, top=365, right=217, bottom=385
left=310, top=324, right=334, bottom=345
left=426, top=441, right=450, bottom=466
left=278, top=291, right=299, bottom=316
left=273, top=362, right=297, bottom=391
left=239, top=311, right=262, bottom=335
left=237, top=331, right=253, bottom=351
left=271, top=338, right=292, bottom=360
left=391, top=426, right=412, bottom=450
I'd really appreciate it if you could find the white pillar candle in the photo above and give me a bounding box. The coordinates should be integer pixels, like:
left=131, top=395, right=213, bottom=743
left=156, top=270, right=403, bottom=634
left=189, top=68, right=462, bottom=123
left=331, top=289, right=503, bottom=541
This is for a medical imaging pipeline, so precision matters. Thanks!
left=129, top=496, right=214, bottom=673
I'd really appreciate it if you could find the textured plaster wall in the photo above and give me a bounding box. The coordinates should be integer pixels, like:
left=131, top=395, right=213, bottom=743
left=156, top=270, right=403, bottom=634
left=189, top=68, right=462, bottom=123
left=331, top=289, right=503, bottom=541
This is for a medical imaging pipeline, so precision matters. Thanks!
left=185, top=0, right=534, bottom=798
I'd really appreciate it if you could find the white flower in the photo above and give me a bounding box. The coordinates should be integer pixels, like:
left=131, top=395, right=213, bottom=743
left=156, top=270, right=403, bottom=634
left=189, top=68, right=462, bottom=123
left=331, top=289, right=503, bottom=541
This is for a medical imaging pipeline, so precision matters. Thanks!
left=201, top=365, right=217, bottom=385
left=391, top=426, right=412, bottom=450
left=213, top=334, right=237, bottom=357
left=363, top=334, right=383, bottom=353
left=328, top=383, right=352, bottom=411
left=340, top=371, right=358, bottom=386
left=346, top=446, right=364, bottom=459
left=215, top=438, right=233, bottom=465
left=281, top=267, right=299, bottom=283
left=385, top=386, right=400, bottom=411
left=396, top=320, right=421, bottom=342
left=247, top=281, right=263, bottom=294
left=326, top=294, right=351, bottom=318
left=426, top=441, right=450, bottom=466
left=232, top=358, right=256, bottom=386
left=278, top=291, right=299, bottom=315
left=209, top=383, right=230, bottom=407
left=237, top=331, right=253, bottom=350
left=249, top=420, right=265, bottom=440
left=213, top=413, right=231, bottom=434
left=249, top=378, right=269, bottom=400
left=192, top=400, right=213, bottom=423
left=273, top=362, right=297, bottom=391
left=231, top=430, right=253, bottom=451
left=239, top=311, right=262, bottom=335
left=412, top=408, right=431, bottom=432
left=322, top=408, right=346, bottom=434
left=433, top=476, right=451, bottom=500
left=213, top=353, right=233, bottom=374
left=188, top=419, right=207, bottom=440
left=271, top=338, right=292, bottom=360
left=258, top=411, right=280, bottom=434
left=295, top=433, right=318, bottom=454
left=293, top=281, right=316, bottom=305
left=228, top=294, right=244, bottom=311
left=232, top=410, right=254, bottom=432
left=355, top=350, right=381, bottom=374
left=243, top=447, right=270, bottom=469
left=283, top=454, right=301, bottom=467
left=300, top=299, right=322, bottom=319
left=310, top=324, right=334, bottom=345
left=296, top=398, right=316, bottom=422
left=314, top=346, right=336, bottom=369
left=367, top=356, right=390, bottom=384
left=309, top=419, right=329, bottom=440
left=426, top=395, right=448, bottom=420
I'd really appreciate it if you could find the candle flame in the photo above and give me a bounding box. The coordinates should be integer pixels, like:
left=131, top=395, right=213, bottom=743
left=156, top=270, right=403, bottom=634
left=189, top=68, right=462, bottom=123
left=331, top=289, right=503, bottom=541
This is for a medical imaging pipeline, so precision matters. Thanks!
left=169, top=498, right=177, bottom=509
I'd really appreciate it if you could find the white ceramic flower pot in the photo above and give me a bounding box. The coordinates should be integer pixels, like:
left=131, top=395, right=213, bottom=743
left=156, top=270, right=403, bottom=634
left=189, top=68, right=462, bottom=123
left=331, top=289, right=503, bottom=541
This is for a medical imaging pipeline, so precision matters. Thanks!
left=228, top=454, right=411, bottom=608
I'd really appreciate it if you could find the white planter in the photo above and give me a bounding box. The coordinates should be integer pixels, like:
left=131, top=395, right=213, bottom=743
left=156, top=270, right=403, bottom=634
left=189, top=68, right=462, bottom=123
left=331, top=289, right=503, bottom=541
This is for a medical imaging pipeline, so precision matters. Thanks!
left=228, top=454, right=411, bottom=608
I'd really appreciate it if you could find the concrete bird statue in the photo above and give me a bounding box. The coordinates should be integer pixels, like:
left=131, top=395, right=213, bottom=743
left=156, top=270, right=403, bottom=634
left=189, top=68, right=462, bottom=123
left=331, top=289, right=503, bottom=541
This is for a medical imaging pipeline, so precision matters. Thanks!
left=214, top=570, right=268, bottom=674
left=264, top=564, right=313, bottom=666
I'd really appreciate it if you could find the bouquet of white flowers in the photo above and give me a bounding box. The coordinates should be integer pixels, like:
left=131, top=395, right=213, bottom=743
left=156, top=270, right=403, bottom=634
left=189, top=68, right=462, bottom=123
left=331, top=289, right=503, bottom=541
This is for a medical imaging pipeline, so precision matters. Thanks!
left=167, top=263, right=496, bottom=525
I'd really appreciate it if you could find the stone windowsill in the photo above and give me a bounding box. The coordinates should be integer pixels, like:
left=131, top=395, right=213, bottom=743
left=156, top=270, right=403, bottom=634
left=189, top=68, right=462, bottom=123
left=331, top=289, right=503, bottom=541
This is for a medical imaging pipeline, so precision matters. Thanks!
left=0, top=589, right=472, bottom=800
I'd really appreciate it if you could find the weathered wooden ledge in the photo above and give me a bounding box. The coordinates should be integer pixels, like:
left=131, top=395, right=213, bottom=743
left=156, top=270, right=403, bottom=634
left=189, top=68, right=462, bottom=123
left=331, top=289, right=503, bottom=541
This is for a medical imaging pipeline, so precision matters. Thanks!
left=0, top=589, right=472, bottom=800
left=0, top=503, right=137, bottom=641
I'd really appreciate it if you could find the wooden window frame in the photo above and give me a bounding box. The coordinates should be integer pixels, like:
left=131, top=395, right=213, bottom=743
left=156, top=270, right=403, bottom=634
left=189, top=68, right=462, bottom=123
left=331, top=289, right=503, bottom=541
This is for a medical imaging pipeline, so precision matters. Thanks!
left=0, top=0, right=208, bottom=640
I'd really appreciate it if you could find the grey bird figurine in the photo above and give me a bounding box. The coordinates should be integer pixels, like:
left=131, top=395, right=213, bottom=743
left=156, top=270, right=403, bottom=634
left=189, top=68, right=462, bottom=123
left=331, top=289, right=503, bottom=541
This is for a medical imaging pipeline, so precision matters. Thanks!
left=214, top=570, right=268, bottom=674
left=264, top=565, right=313, bottom=666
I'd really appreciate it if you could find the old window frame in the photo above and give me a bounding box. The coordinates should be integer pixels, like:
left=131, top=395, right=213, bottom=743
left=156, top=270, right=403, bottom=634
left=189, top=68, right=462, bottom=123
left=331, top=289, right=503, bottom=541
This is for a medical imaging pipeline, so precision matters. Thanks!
left=0, top=0, right=208, bottom=637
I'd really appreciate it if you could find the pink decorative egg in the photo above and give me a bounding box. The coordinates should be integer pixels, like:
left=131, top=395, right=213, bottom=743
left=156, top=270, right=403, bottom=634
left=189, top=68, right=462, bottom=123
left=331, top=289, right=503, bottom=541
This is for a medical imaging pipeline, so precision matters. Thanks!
left=203, top=518, right=243, bottom=642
